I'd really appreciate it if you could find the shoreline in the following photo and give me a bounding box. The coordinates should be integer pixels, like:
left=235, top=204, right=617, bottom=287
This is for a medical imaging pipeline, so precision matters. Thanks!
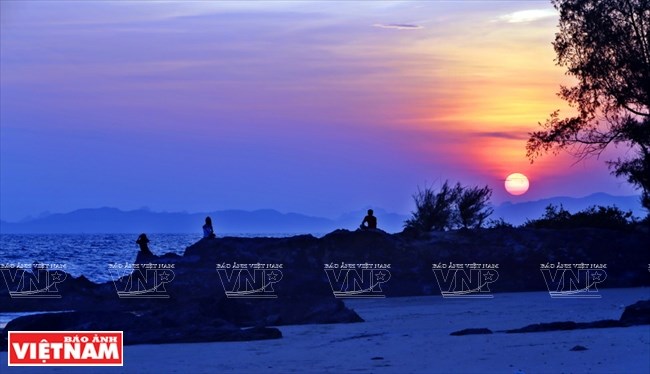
left=2, top=288, right=649, bottom=373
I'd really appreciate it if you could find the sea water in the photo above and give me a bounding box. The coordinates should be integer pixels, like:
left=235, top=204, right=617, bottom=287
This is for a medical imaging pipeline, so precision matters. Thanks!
left=0, top=234, right=198, bottom=283
left=0, top=233, right=298, bottom=283
left=0, top=234, right=195, bottom=328
left=0, top=233, right=301, bottom=328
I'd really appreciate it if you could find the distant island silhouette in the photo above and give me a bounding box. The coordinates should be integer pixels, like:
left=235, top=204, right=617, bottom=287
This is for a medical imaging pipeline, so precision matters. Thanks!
left=0, top=193, right=643, bottom=234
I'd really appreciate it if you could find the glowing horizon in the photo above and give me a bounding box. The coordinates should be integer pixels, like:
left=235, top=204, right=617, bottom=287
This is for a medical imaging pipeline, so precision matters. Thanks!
left=0, top=1, right=639, bottom=221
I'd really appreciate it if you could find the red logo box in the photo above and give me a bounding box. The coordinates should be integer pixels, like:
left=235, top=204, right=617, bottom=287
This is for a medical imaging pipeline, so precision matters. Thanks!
left=8, top=331, right=123, bottom=366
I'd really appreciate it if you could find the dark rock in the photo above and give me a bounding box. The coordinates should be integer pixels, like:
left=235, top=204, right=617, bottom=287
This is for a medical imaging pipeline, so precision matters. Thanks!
left=240, top=326, right=283, bottom=341
left=1, top=309, right=282, bottom=349
left=460, top=302, right=649, bottom=341
left=587, top=319, right=625, bottom=328
left=503, top=319, right=625, bottom=334
left=450, top=328, right=493, bottom=336
left=1, top=229, right=648, bottom=348
left=619, top=300, right=650, bottom=325
left=1, top=233, right=368, bottom=348
left=570, top=345, right=588, bottom=351
left=3, top=228, right=650, bottom=313
left=506, top=321, right=578, bottom=333
left=0, top=268, right=108, bottom=312
left=371, top=357, right=384, bottom=360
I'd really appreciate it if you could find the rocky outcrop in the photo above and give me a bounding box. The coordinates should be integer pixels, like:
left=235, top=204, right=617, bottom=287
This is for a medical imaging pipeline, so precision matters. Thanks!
left=450, top=328, right=493, bottom=336
left=450, top=299, right=650, bottom=337
left=503, top=300, right=650, bottom=334
left=0, top=309, right=281, bottom=351
left=2, top=228, right=648, bottom=313
left=503, top=320, right=625, bottom=333
left=1, top=228, right=648, bottom=348
left=619, top=299, right=650, bottom=325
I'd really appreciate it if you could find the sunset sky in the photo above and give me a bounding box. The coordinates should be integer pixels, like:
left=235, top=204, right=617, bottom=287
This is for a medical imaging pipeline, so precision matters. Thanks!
left=0, top=1, right=640, bottom=221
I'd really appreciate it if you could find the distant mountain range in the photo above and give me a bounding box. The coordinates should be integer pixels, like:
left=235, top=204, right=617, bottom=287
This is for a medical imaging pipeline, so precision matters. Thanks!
left=492, top=192, right=645, bottom=226
left=0, top=193, right=644, bottom=234
left=0, top=207, right=408, bottom=235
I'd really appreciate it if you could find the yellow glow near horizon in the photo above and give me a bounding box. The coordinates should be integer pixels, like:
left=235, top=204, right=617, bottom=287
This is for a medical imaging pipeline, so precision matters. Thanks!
left=380, top=5, right=576, bottom=182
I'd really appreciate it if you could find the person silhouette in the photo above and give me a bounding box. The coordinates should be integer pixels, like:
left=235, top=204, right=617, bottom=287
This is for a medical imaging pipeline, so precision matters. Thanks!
left=203, top=216, right=216, bottom=238
left=136, top=233, right=153, bottom=256
left=360, top=209, right=377, bottom=230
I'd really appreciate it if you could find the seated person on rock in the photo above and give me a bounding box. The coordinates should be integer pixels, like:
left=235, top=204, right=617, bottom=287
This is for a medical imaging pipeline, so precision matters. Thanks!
left=136, top=233, right=153, bottom=256
left=360, top=209, right=377, bottom=230
left=203, top=216, right=216, bottom=239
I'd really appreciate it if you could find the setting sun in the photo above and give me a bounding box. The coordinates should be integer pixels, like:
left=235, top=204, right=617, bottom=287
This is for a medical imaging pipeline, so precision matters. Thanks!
left=505, top=173, right=530, bottom=195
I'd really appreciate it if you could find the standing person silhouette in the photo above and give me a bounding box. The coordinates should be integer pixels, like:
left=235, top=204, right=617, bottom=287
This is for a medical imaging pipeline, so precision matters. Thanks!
left=203, top=216, right=216, bottom=238
left=136, top=233, right=153, bottom=256
left=360, top=209, right=377, bottom=230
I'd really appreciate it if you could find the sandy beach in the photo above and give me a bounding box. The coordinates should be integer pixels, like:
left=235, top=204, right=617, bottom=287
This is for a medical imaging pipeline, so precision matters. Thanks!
left=2, top=287, right=649, bottom=374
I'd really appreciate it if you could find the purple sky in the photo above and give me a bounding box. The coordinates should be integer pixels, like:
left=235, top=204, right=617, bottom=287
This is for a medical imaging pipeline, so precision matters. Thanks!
left=0, top=1, right=640, bottom=222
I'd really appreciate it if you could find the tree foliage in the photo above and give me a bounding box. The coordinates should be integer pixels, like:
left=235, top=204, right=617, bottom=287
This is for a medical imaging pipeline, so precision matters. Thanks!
left=457, top=185, right=494, bottom=229
left=405, top=181, right=462, bottom=232
left=527, top=0, right=650, bottom=210
left=523, top=204, right=636, bottom=229
left=404, top=181, right=493, bottom=234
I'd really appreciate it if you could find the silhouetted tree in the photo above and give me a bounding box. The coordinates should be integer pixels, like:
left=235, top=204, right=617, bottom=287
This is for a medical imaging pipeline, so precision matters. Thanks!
left=456, top=185, right=493, bottom=229
left=405, top=181, right=461, bottom=232
left=405, top=181, right=494, bottom=233
left=527, top=0, right=650, bottom=210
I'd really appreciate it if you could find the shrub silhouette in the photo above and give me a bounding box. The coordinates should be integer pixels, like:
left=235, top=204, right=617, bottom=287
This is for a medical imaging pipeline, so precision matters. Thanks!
left=487, top=218, right=514, bottom=229
left=405, top=181, right=493, bottom=234
left=524, top=204, right=636, bottom=229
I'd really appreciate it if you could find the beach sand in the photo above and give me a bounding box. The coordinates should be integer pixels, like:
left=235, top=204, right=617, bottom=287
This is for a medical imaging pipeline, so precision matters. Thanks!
left=2, top=288, right=649, bottom=373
